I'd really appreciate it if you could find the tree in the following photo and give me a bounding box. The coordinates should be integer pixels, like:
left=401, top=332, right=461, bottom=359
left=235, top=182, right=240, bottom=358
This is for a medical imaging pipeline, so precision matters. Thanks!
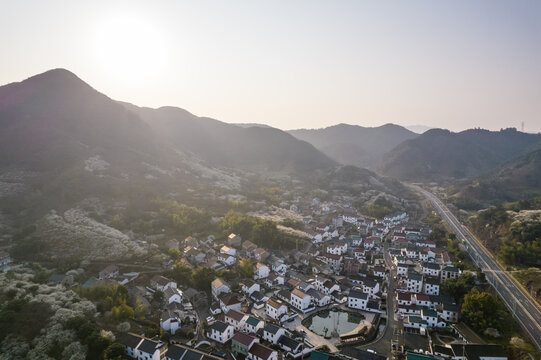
left=191, top=267, right=217, bottom=290
left=167, top=262, right=193, bottom=286
left=461, top=288, right=500, bottom=331
left=135, top=298, right=147, bottom=320
left=104, top=343, right=125, bottom=360
left=153, top=290, right=164, bottom=304
left=238, top=258, right=256, bottom=277
left=168, top=248, right=181, bottom=261
left=111, top=301, right=135, bottom=320
left=441, top=273, right=475, bottom=302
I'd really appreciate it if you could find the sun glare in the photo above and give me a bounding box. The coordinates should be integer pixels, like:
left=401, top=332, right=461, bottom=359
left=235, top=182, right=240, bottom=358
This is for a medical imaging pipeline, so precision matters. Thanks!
left=93, top=13, right=168, bottom=83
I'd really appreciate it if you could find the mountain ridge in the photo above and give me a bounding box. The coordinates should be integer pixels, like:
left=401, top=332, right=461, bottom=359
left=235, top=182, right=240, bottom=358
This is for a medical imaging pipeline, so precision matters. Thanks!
left=380, top=127, right=541, bottom=182
left=288, top=123, right=418, bottom=168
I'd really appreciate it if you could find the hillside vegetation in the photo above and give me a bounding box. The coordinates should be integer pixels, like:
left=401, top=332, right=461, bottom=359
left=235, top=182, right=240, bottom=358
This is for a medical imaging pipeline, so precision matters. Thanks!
left=381, top=128, right=541, bottom=181
left=449, top=149, right=541, bottom=209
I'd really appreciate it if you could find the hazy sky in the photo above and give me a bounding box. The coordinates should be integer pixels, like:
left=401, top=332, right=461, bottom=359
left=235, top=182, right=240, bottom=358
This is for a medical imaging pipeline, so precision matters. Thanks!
left=1, top=0, right=540, bottom=132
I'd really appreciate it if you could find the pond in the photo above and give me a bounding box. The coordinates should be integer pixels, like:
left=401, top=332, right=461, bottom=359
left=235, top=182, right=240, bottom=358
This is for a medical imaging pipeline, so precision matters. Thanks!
left=305, top=311, right=364, bottom=337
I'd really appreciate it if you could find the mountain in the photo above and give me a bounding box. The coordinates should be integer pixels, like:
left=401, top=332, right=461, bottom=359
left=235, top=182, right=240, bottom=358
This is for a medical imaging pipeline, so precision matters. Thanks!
left=381, top=128, right=541, bottom=181
left=0, top=68, right=160, bottom=171
left=234, top=123, right=272, bottom=128
left=122, top=104, right=336, bottom=174
left=405, top=125, right=433, bottom=134
left=449, top=148, right=541, bottom=208
left=288, top=123, right=418, bottom=168
left=0, top=69, right=335, bottom=177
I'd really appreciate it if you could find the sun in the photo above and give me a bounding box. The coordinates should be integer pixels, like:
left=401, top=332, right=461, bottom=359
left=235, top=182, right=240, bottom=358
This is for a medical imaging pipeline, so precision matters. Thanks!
left=92, top=13, right=168, bottom=83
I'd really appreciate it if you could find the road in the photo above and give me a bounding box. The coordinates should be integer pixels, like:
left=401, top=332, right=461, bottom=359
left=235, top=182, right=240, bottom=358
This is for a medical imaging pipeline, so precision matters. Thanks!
left=411, top=184, right=541, bottom=351
left=357, top=240, right=396, bottom=356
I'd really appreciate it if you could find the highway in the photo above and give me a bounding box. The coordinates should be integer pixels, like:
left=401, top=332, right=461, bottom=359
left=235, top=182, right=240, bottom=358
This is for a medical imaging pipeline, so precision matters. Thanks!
left=411, top=185, right=541, bottom=351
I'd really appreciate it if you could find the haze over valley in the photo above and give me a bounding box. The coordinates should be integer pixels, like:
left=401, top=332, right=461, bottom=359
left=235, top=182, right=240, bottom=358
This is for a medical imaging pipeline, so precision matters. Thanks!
left=1, top=2, right=540, bottom=360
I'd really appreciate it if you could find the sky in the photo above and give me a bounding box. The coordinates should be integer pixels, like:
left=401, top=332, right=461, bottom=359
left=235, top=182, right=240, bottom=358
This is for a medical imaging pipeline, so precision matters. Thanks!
left=1, top=0, right=540, bottom=132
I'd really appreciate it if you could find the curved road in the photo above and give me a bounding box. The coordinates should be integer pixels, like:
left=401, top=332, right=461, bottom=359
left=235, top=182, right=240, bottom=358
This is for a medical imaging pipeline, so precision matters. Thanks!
left=356, top=240, right=396, bottom=356
left=411, top=185, right=541, bottom=351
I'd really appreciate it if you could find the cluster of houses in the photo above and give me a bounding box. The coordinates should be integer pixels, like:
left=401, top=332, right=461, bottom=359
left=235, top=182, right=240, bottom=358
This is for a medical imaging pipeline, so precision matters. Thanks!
left=388, top=227, right=463, bottom=331
left=34, top=195, right=487, bottom=360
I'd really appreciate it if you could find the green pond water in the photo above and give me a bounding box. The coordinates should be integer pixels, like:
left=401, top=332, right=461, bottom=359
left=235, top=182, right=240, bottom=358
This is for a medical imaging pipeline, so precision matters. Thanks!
left=307, top=311, right=363, bottom=336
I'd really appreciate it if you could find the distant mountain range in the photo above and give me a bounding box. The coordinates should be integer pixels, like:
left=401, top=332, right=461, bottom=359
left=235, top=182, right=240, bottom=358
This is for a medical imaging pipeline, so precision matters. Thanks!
left=0, top=69, right=335, bottom=177
left=380, top=128, right=541, bottom=181
left=0, top=69, right=409, bottom=221
left=288, top=123, right=418, bottom=168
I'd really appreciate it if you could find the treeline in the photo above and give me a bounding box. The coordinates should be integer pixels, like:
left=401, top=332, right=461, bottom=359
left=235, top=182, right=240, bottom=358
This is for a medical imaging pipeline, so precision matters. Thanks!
left=359, top=196, right=396, bottom=218
left=76, top=283, right=146, bottom=320
left=220, top=210, right=298, bottom=249
left=167, top=262, right=238, bottom=291
left=470, top=204, right=541, bottom=267
left=110, top=198, right=213, bottom=237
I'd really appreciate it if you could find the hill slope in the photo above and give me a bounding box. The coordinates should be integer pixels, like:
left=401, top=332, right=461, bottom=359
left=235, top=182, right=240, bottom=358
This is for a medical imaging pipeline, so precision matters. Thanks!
left=381, top=128, right=541, bottom=181
left=449, top=148, right=541, bottom=208
left=288, top=123, right=418, bottom=168
left=123, top=104, right=336, bottom=174
left=0, top=68, right=160, bottom=171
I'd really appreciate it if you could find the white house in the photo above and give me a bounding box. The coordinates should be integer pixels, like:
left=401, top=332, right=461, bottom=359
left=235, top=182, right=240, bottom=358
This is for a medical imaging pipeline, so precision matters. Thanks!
left=396, top=292, right=412, bottom=306
left=225, top=309, right=247, bottom=331
left=207, top=320, right=234, bottom=343
left=219, top=293, right=241, bottom=313
left=244, top=316, right=265, bottom=334
left=135, top=337, right=166, bottom=360
left=265, top=273, right=285, bottom=288
left=290, top=288, right=312, bottom=311
left=439, top=302, right=459, bottom=323
left=220, top=246, right=237, bottom=256
left=241, top=279, right=260, bottom=296
left=421, top=309, right=439, bottom=328
left=119, top=333, right=144, bottom=359
left=422, top=262, right=441, bottom=277
left=218, top=254, right=237, bottom=266
left=348, top=289, right=368, bottom=310
left=164, top=287, right=183, bottom=305
left=323, top=253, right=342, bottom=272
left=150, top=275, right=177, bottom=292
left=397, top=263, right=408, bottom=276
left=313, top=276, right=329, bottom=291
left=307, top=288, right=331, bottom=307
left=321, top=280, right=340, bottom=295
left=272, top=260, right=288, bottom=275
left=211, top=278, right=231, bottom=300
left=412, top=293, right=431, bottom=308
left=351, top=236, right=363, bottom=247
left=327, top=241, right=347, bottom=255
left=373, top=266, right=386, bottom=278
left=404, top=315, right=427, bottom=330
left=254, top=263, right=270, bottom=280
left=247, top=343, right=278, bottom=360
left=362, top=279, right=380, bottom=299
left=407, top=273, right=423, bottom=293
left=262, top=323, right=286, bottom=344
left=266, top=297, right=288, bottom=321
left=160, top=309, right=181, bottom=334
left=441, top=266, right=461, bottom=281
left=423, top=277, right=440, bottom=296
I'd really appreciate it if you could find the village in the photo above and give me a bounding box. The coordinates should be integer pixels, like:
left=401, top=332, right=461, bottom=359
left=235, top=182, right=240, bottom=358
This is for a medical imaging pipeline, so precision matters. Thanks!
left=0, top=195, right=507, bottom=360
